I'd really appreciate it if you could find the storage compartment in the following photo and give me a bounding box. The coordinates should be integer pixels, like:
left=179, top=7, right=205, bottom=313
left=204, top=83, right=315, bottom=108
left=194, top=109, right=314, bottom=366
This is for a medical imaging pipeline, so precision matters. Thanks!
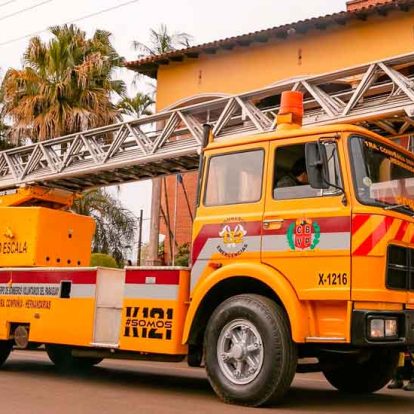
left=119, top=267, right=190, bottom=355
left=93, top=268, right=125, bottom=346
left=0, top=207, right=95, bottom=267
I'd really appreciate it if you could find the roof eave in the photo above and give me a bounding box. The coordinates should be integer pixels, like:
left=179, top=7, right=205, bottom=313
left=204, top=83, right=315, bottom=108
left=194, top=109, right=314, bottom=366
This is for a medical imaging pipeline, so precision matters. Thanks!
left=125, top=0, right=414, bottom=79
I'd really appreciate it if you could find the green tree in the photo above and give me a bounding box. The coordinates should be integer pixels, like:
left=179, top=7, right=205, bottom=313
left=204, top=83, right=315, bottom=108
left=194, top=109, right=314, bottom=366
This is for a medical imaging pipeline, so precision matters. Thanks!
left=0, top=120, right=13, bottom=150
left=90, top=253, right=119, bottom=268
left=0, top=83, right=13, bottom=150
left=1, top=24, right=125, bottom=142
left=117, top=92, right=154, bottom=117
left=133, top=23, right=192, bottom=57
left=174, top=242, right=190, bottom=266
left=73, top=188, right=136, bottom=266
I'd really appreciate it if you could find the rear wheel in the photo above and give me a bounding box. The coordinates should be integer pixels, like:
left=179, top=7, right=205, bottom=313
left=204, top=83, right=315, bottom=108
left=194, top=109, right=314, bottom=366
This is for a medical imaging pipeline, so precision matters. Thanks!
left=46, top=344, right=103, bottom=371
left=204, top=294, right=297, bottom=407
left=321, top=349, right=399, bottom=393
left=0, top=341, right=12, bottom=367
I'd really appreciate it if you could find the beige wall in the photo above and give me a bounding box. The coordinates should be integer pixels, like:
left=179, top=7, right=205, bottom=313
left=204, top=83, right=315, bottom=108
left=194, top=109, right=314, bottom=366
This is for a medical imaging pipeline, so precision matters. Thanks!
left=156, top=10, right=414, bottom=110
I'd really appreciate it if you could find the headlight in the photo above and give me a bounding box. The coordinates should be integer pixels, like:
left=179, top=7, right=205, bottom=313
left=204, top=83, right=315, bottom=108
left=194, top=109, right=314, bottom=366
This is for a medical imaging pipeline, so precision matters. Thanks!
left=368, top=317, right=398, bottom=340
left=369, top=319, right=385, bottom=338
left=385, top=319, right=398, bottom=337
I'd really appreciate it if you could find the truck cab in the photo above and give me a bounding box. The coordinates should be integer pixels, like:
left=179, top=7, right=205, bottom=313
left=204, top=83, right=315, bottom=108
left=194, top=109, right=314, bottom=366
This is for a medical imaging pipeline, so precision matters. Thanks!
left=183, top=92, right=414, bottom=405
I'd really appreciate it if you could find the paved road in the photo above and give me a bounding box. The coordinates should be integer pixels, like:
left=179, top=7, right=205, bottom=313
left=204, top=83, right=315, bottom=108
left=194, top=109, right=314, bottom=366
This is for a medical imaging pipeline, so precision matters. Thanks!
left=1, top=350, right=413, bottom=414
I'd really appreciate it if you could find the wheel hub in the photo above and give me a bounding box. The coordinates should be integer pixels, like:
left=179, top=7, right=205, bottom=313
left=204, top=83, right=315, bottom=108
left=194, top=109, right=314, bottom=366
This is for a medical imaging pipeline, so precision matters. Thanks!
left=217, top=319, right=264, bottom=385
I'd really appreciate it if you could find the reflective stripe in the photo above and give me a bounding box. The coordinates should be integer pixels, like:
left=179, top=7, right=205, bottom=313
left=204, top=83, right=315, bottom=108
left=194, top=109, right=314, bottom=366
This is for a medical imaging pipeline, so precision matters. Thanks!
left=71, top=284, right=96, bottom=298
left=262, top=233, right=350, bottom=251
left=124, top=284, right=179, bottom=300
left=191, top=233, right=351, bottom=292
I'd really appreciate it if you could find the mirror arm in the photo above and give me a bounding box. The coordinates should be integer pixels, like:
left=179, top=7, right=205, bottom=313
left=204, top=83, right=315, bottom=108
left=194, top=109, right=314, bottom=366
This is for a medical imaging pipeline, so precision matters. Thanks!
left=316, top=138, right=347, bottom=206
left=320, top=173, right=348, bottom=206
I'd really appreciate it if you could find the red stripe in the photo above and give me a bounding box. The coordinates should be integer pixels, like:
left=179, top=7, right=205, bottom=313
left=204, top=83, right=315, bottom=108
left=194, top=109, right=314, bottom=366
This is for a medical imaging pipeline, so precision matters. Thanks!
left=192, top=217, right=351, bottom=262
left=352, top=214, right=371, bottom=235
left=125, top=269, right=180, bottom=285
left=264, top=216, right=351, bottom=235
left=0, top=270, right=97, bottom=284
left=394, top=220, right=409, bottom=241
left=191, top=223, right=222, bottom=264
left=191, top=221, right=262, bottom=263
left=353, top=216, right=394, bottom=256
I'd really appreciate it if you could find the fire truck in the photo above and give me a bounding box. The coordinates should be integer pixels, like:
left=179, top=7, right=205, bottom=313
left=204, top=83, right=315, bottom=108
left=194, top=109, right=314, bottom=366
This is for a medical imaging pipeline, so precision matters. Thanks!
left=0, top=53, right=414, bottom=406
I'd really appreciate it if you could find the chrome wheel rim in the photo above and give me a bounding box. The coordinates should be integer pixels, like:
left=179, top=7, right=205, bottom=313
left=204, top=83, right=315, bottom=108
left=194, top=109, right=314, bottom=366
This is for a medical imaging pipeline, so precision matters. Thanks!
left=217, top=319, right=264, bottom=385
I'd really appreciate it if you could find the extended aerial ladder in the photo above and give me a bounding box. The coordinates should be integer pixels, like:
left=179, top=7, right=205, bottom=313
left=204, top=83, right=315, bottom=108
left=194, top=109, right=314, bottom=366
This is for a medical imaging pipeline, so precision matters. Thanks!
left=1, top=51, right=414, bottom=194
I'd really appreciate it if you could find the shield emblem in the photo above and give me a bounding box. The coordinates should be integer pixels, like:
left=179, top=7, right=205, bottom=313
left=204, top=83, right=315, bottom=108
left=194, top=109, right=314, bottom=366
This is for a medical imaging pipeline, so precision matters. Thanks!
left=294, top=220, right=312, bottom=249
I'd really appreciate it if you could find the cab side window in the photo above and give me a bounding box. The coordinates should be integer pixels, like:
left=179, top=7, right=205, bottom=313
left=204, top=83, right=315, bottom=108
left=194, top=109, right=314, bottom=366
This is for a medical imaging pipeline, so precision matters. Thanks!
left=204, top=150, right=264, bottom=206
left=273, top=142, right=342, bottom=200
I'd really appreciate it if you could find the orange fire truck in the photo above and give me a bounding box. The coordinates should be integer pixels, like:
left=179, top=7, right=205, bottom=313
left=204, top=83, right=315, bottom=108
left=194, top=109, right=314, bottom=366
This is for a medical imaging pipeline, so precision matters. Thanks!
left=0, top=91, right=412, bottom=407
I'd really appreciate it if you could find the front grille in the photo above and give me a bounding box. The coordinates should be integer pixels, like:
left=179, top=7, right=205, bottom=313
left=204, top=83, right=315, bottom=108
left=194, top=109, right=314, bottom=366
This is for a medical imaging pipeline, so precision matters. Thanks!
left=387, top=245, right=414, bottom=291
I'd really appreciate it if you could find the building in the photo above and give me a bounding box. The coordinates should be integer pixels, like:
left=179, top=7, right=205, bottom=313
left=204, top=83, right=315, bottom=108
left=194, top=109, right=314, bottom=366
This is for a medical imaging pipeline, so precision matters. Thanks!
left=127, top=0, right=414, bottom=264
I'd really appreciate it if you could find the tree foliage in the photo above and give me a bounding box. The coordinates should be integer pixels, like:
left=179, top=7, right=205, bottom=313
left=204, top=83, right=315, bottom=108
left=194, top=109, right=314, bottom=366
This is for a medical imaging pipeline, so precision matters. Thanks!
left=90, top=252, right=119, bottom=268
left=133, top=23, right=192, bottom=57
left=174, top=242, right=190, bottom=267
left=1, top=24, right=126, bottom=142
left=117, top=92, right=154, bottom=117
left=73, top=188, right=136, bottom=265
left=0, top=119, right=13, bottom=150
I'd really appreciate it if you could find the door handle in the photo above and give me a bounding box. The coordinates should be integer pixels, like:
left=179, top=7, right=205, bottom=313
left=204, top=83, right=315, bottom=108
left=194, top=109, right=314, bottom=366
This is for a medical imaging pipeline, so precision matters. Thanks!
left=263, top=218, right=284, bottom=230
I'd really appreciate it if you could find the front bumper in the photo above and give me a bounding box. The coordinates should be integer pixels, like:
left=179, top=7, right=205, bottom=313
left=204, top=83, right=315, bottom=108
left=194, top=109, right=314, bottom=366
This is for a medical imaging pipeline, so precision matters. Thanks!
left=352, top=310, right=414, bottom=346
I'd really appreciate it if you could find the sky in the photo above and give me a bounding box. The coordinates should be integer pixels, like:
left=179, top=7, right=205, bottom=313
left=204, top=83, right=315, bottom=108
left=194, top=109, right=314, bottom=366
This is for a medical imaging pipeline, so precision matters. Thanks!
left=0, top=0, right=347, bottom=254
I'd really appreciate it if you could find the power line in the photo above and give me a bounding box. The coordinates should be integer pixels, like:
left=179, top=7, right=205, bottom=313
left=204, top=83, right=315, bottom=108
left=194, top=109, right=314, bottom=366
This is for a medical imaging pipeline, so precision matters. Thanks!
left=0, top=0, right=140, bottom=47
left=0, top=0, right=53, bottom=22
left=0, top=0, right=18, bottom=9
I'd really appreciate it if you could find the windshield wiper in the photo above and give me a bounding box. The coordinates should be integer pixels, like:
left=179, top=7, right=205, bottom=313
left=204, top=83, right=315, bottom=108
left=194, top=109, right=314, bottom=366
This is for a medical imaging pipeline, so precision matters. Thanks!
left=384, top=204, right=410, bottom=210
left=383, top=203, right=414, bottom=216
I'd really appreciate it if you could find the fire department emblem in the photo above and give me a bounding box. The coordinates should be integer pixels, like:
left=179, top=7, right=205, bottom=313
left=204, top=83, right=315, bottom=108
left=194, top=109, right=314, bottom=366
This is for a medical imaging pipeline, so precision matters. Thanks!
left=217, top=219, right=248, bottom=257
left=287, top=219, right=320, bottom=251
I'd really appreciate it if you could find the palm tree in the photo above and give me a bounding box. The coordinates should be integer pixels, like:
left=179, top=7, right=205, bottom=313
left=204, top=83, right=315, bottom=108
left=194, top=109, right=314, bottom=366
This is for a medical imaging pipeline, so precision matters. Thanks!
left=73, top=188, right=136, bottom=266
left=1, top=24, right=126, bottom=142
left=117, top=92, right=154, bottom=118
left=132, top=25, right=193, bottom=266
left=0, top=120, right=12, bottom=150
left=0, top=84, right=13, bottom=150
left=133, top=23, right=192, bottom=57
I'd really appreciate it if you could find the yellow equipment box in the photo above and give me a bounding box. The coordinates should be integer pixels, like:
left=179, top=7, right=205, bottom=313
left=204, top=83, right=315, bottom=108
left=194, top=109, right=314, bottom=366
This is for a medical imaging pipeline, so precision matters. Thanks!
left=0, top=207, right=95, bottom=267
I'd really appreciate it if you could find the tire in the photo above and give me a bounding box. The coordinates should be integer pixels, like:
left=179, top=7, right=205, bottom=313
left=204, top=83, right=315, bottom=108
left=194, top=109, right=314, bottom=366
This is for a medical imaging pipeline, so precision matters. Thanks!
left=26, top=342, right=43, bottom=350
left=204, top=294, right=297, bottom=407
left=0, top=341, right=12, bottom=367
left=45, top=344, right=103, bottom=371
left=321, top=349, right=399, bottom=393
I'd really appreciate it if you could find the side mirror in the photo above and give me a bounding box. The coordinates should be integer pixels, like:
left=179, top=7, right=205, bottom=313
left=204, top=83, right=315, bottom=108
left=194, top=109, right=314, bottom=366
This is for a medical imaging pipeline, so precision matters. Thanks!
left=305, top=142, right=329, bottom=190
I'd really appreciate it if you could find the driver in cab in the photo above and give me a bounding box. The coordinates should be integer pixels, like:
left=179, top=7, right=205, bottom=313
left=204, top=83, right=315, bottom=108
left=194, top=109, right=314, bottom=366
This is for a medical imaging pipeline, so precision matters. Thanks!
left=276, top=157, right=309, bottom=188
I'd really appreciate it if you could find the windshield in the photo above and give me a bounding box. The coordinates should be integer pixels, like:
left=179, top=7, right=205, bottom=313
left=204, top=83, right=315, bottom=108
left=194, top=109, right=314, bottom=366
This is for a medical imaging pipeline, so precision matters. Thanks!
left=350, top=136, right=414, bottom=214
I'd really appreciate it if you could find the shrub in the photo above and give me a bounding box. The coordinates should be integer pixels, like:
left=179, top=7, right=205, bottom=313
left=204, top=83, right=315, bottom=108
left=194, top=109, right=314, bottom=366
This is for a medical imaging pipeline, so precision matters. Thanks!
left=90, top=253, right=119, bottom=268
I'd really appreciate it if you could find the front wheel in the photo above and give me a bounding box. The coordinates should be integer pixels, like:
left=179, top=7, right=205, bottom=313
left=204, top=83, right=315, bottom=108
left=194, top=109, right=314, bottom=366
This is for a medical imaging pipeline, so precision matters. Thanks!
left=46, top=344, right=103, bottom=371
left=204, top=294, right=297, bottom=407
left=0, top=341, right=12, bottom=367
left=321, top=349, right=399, bottom=393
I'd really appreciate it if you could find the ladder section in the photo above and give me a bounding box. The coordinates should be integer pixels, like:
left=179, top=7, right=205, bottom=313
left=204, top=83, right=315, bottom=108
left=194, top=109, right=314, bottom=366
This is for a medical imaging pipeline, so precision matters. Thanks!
left=1, top=51, right=414, bottom=192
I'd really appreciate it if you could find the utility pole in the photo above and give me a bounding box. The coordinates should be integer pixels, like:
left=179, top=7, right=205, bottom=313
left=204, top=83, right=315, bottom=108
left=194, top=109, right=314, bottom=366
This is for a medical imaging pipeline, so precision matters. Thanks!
left=172, top=174, right=179, bottom=266
left=137, top=209, right=143, bottom=266
left=146, top=177, right=162, bottom=265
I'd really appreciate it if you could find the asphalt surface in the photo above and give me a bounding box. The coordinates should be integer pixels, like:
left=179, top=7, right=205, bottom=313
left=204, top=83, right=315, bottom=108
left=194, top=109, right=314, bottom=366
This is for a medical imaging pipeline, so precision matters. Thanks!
left=1, top=350, right=413, bottom=414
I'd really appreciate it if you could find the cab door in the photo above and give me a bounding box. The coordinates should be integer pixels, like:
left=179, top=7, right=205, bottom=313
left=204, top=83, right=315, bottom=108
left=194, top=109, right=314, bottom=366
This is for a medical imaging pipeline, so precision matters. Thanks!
left=261, top=136, right=352, bottom=302
left=190, top=141, right=269, bottom=294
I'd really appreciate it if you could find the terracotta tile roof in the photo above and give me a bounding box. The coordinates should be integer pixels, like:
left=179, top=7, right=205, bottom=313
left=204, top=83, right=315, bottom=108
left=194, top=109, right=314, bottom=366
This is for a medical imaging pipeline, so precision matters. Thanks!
left=126, top=0, right=414, bottom=78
